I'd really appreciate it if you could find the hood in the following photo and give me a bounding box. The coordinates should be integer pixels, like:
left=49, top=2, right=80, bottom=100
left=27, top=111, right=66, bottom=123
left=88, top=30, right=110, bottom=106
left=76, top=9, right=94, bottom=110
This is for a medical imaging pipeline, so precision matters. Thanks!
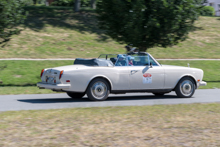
left=161, top=64, right=202, bottom=71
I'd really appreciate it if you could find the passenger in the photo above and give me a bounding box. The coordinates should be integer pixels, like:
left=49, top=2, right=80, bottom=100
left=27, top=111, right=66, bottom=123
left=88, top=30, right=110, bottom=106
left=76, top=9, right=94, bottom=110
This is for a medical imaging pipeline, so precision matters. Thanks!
left=128, top=56, right=134, bottom=66
left=115, top=54, right=126, bottom=66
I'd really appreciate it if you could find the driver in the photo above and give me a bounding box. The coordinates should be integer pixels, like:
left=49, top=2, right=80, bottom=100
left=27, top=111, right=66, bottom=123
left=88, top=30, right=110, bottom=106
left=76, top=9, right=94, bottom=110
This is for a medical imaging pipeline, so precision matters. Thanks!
left=115, top=54, right=126, bottom=66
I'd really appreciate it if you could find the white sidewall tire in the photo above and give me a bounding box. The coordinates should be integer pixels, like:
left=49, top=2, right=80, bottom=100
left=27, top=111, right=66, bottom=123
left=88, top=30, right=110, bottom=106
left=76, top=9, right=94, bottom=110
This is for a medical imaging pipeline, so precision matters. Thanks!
left=86, top=78, right=110, bottom=101
left=175, top=77, right=195, bottom=98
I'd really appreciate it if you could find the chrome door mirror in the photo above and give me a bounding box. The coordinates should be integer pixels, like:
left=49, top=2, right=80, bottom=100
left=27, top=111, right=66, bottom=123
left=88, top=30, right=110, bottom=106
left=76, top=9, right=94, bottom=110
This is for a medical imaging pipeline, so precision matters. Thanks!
left=150, top=62, right=152, bottom=68
left=147, top=54, right=152, bottom=68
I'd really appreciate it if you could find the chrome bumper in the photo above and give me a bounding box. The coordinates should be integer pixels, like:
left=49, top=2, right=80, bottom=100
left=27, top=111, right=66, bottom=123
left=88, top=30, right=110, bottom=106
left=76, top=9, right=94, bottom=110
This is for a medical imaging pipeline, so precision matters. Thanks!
left=198, top=81, right=207, bottom=86
left=37, top=82, right=70, bottom=90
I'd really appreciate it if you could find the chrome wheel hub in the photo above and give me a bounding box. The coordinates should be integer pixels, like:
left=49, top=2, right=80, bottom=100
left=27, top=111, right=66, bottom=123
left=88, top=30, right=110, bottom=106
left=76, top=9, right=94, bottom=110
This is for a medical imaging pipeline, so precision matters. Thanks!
left=91, top=82, right=107, bottom=99
left=180, top=80, right=193, bottom=96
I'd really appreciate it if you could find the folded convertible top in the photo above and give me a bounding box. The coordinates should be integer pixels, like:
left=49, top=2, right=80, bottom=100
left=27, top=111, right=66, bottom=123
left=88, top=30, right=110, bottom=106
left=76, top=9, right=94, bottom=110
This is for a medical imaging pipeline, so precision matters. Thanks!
left=74, top=58, right=114, bottom=66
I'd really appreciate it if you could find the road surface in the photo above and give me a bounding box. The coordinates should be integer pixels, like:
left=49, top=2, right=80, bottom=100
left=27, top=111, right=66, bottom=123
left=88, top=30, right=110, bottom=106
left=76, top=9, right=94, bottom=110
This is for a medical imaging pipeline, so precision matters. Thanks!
left=0, top=89, right=219, bottom=111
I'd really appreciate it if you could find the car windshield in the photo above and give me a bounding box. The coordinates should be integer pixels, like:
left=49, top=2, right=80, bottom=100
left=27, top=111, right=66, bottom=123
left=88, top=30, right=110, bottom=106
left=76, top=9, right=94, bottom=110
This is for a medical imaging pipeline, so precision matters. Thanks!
left=98, top=53, right=159, bottom=66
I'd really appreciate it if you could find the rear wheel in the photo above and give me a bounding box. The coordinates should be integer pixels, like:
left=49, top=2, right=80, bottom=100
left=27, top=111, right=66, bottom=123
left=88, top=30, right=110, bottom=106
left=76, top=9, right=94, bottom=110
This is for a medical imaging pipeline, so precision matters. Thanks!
left=67, top=92, right=85, bottom=99
left=175, top=77, right=195, bottom=98
left=86, top=78, right=110, bottom=101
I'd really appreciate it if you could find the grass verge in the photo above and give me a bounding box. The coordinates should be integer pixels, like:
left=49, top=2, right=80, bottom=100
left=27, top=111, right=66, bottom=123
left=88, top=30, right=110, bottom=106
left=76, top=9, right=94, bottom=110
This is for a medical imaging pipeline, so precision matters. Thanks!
left=0, top=6, right=219, bottom=59
left=0, top=86, right=56, bottom=95
left=0, top=60, right=219, bottom=95
left=0, top=104, right=220, bottom=146
left=0, top=60, right=73, bottom=86
left=1, top=60, right=220, bottom=86
left=159, top=60, right=220, bottom=89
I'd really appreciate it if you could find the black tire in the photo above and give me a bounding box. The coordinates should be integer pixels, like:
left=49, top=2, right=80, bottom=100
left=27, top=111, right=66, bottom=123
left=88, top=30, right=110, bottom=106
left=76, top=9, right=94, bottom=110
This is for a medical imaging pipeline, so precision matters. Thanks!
left=86, top=78, right=110, bottom=101
left=67, top=92, right=85, bottom=99
left=175, top=77, right=195, bottom=98
left=153, top=92, right=165, bottom=96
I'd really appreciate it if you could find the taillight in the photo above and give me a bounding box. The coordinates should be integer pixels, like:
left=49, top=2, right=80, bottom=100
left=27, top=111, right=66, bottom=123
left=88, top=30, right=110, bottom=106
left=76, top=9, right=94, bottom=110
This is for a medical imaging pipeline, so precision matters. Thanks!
left=59, top=70, right=64, bottom=79
left=40, top=69, right=44, bottom=78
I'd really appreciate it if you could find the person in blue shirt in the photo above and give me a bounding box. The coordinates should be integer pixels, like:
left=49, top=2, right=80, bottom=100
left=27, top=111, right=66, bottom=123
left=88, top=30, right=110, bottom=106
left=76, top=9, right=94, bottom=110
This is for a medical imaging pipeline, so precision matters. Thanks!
left=115, top=54, right=127, bottom=66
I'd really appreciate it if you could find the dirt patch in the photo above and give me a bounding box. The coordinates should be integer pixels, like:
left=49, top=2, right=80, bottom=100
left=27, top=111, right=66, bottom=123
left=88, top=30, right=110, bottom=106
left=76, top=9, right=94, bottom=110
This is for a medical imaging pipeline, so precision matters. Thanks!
left=13, top=75, right=22, bottom=78
left=195, top=41, right=205, bottom=46
left=67, top=47, right=73, bottom=50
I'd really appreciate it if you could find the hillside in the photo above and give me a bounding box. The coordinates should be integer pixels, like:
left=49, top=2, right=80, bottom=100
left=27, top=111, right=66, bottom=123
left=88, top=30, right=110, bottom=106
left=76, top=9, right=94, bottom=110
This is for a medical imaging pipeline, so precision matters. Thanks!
left=0, top=6, right=219, bottom=59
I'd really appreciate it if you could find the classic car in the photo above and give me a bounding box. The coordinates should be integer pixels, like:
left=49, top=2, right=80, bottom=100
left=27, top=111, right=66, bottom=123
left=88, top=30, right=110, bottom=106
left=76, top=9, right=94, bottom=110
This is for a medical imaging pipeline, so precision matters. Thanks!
left=37, top=52, right=207, bottom=101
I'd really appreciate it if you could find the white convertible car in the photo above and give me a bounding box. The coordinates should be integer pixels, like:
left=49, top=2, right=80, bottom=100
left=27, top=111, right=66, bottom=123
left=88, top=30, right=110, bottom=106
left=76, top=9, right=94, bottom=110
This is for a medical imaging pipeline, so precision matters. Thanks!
left=37, top=52, right=207, bottom=101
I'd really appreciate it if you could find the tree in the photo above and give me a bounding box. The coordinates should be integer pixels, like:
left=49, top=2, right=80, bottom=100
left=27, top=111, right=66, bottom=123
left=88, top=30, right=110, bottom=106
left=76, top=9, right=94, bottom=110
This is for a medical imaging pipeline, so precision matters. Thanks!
left=0, top=0, right=26, bottom=45
left=74, top=0, right=81, bottom=12
left=33, top=0, right=37, bottom=5
left=97, top=0, right=206, bottom=51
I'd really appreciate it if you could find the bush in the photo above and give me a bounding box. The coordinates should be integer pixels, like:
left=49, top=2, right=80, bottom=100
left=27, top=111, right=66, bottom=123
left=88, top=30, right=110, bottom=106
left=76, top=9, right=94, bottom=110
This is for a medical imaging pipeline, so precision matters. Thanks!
left=51, top=0, right=73, bottom=6
left=80, top=0, right=91, bottom=7
left=200, top=6, right=215, bottom=16
left=51, top=0, right=91, bottom=7
left=21, top=0, right=33, bottom=5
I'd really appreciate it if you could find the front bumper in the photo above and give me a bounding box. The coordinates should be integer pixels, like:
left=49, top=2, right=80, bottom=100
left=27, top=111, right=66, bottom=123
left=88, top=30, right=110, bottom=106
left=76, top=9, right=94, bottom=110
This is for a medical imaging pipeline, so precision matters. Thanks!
left=198, top=81, right=207, bottom=87
left=37, top=82, right=70, bottom=90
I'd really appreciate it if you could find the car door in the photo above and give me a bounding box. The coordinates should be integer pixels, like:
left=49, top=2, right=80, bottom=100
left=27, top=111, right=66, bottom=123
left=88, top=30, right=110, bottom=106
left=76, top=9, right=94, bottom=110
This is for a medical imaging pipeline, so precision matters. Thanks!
left=111, top=55, right=130, bottom=90
left=128, top=55, right=165, bottom=90
left=111, top=66, right=130, bottom=90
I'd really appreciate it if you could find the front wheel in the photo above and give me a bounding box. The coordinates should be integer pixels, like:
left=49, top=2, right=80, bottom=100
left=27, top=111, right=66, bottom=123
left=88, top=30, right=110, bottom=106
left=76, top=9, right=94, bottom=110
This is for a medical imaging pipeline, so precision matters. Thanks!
left=175, top=77, right=195, bottom=98
left=67, top=92, right=85, bottom=99
left=86, top=78, right=110, bottom=101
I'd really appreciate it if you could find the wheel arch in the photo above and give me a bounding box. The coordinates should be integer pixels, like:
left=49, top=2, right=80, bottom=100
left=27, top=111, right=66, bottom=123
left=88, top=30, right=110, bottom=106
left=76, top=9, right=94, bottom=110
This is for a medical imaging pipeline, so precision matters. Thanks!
left=174, top=75, right=197, bottom=90
left=86, top=75, right=113, bottom=92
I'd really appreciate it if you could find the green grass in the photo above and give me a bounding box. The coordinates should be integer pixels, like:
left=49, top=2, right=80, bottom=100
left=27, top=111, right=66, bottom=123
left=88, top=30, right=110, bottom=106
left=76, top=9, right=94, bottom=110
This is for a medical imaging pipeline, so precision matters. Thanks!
left=0, top=60, right=219, bottom=95
left=148, top=17, right=220, bottom=59
left=0, top=6, right=220, bottom=59
left=0, top=6, right=125, bottom=59
left=159, top=60, right=220, bottom=89
left=0, top=86, right=56, bottom=95
left=0, top=60, right=73, bottom=86
left=1, top=60, right=219, bottom=86
left=1, top=104, right=220, bottom=146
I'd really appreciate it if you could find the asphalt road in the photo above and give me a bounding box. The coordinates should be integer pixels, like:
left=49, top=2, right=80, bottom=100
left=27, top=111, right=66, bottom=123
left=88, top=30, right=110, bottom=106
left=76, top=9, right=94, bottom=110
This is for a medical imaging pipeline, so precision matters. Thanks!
left=0, top=89, right=219, bottom=111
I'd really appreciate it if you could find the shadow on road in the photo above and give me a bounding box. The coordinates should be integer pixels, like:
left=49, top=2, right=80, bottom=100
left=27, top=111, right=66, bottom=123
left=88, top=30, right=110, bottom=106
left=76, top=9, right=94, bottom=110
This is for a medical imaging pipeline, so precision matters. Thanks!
left=17, top=98, right=88, bottom=103
left=17, top=94, right=186, bottom=104
left=107, top=95, right=180, bottom=101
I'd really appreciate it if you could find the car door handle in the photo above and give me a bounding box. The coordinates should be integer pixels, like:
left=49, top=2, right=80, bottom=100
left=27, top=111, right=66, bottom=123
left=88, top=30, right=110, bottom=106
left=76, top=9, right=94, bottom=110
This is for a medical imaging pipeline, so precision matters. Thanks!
left=130, top=70, right=139, bottom=74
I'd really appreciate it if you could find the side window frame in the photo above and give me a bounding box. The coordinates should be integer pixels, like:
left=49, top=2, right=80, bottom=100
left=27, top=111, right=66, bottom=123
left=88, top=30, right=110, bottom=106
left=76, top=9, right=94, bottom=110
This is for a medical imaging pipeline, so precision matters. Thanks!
left=130, top=54, right=160, bottom=67
left=147, top=54, right=160, bottom=66
left=131, top=55, right=149, bottom=66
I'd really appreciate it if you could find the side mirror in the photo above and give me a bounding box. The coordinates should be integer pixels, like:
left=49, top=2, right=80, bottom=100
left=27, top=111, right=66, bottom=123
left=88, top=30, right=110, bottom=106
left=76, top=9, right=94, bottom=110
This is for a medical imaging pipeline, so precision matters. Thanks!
left=149, top=62, right=152, bottom=68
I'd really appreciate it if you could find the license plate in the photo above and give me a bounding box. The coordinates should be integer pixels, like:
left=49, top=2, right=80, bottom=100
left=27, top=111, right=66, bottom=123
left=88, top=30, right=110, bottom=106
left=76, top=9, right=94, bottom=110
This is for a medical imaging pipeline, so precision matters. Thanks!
left=46, top=76, right=56, bottom=83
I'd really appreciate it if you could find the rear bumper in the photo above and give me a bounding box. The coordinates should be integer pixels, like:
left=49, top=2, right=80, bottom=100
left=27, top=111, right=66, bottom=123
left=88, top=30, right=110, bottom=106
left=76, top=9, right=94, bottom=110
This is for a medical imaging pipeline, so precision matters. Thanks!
left=37, top=82, right=70, bottom=90
left=198, top=81, right=207, bottom=87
